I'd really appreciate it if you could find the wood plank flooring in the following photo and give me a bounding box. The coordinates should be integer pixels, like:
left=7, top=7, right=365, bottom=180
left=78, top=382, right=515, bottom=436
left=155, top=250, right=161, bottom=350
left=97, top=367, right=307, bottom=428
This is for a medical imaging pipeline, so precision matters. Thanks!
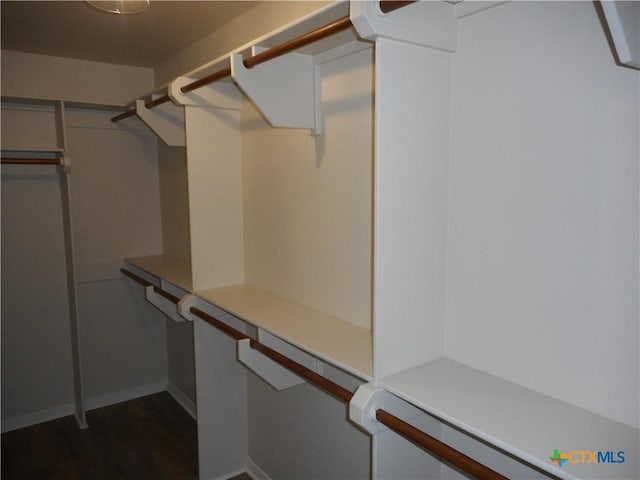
left=2, top=392, right=198, bottom=480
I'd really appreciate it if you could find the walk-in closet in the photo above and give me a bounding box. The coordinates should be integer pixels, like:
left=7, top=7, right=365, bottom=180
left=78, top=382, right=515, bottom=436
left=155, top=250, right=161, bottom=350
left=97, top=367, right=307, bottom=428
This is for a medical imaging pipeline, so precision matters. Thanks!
left=2, top=1, right=638, bottom=479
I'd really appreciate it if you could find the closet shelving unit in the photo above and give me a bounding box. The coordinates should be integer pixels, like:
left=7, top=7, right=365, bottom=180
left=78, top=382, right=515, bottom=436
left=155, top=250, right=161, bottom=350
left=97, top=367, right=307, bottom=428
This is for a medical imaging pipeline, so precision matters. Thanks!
left=119, top=0, right=376, bottom=380
left=118, top=97, right=193, bottom=298
left=1, top=96, right=87, bottom=429
left=114, top=1, right=639, bottom=479
left=2, top=97, right=67, bottom=165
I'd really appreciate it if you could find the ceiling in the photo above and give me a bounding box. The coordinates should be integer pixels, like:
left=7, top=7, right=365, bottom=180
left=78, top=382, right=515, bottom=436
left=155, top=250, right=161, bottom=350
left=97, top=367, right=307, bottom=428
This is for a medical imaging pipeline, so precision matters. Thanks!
left=1, top=1, right=260, bottom=68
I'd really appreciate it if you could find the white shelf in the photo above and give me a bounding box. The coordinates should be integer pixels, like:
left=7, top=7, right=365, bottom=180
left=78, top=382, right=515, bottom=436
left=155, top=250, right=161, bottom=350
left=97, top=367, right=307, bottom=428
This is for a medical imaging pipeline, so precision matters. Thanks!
left=382, top=358, right=639, bottom=480
left=196, top=285, right=372, bottom=381
left=2, top=95, right=126, bottom=111
left=125, top=254, right=192, bottom=292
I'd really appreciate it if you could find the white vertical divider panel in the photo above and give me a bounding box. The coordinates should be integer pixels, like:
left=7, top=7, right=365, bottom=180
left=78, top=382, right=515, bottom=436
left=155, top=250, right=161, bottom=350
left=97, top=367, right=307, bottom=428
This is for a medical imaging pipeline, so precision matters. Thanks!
left=184, top=104, right=244, bottom=292
left=193, top=314, right=248, bottom=480
left=56, top=101, right=87, bottom=429
left=55, top=101, right=67, bottom=150
left=349, top=3, right=457, bottom=475
left=372, top=39, right=453, bottom=381
left=180, top=89, right=246, bottom=478
left=349, top=0, right=455, bottom=381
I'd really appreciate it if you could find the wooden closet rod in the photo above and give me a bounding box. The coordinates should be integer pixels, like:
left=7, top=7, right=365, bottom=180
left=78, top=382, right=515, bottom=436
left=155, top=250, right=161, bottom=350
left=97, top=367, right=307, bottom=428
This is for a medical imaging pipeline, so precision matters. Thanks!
left=120, top=268, right=181, bottom=304
left=190, top=306, right=354, bottom=401
left=1, top=158, right=61, bottom=165
left=189, top=306, right=508, bottom=480
left=154, top=286, right=181, bottom=304
left=111, top=1, right=415, bottom=123
left=376, top=410, right=509, bottom=480
left=121, top=268, right=152, bottom=287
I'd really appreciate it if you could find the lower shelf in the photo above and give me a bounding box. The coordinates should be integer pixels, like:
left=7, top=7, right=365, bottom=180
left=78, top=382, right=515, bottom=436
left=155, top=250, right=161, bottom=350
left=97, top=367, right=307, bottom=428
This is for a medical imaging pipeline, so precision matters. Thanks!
left=195, top=284, right=372, bottom=381
left=126, top=255, right=192, bottom=292
left=381, top=358, right=639, bottom=480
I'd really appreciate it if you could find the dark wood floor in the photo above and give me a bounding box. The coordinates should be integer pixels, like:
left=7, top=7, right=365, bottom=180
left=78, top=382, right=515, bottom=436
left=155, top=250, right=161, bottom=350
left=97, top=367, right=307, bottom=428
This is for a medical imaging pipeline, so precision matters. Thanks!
left=2, top=392, right=199, bottom=480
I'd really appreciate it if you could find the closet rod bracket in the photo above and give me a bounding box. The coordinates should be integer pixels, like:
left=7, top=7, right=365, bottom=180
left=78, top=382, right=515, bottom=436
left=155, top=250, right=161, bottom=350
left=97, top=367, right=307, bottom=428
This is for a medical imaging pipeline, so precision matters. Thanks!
left=237, top=338, right=307, bottom=391
left=145, top=285, right=187, bottom=323
left=169, top=76, right=242, bottom=110
left=349, top=383, right=418, bottom=435
left=60, top=153, right=72, bottom=173
left=350, top=0, right=458, bottom=53
left=177, top=294, right=200, bottom=322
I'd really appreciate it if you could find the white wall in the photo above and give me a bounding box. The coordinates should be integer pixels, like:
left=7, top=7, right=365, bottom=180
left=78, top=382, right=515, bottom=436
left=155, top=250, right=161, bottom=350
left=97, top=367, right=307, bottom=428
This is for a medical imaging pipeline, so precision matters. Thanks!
left=1, top=164, right=76, bottom=428
left=65, top=109, right=168, bottom=406
left=157, top=143, right=195, bottom=409
left=2, top=50, right=152, bottom=105
left=242, top=47, right=373, bottom=330
left=238, top=45, right=373, bottom=478
left=158, top=144, right=190, bottom=264
left=445, top=1, right=639, bottom=428
left=247, top=374, right=370, bottom=480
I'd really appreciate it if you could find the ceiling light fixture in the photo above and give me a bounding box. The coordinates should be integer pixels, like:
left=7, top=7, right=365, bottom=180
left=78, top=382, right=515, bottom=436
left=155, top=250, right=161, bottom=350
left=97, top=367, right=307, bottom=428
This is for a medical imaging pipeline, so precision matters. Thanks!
left=86, top=0, right=150, bottom=15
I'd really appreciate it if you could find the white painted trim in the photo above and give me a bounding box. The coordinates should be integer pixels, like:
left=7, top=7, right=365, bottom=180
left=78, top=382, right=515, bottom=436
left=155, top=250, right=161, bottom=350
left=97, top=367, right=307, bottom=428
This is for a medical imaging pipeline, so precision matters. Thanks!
left=74, top=410, right=89, bottom=430
left=246, top=458, right=272, bottom=480
left=1, top=382, right=167, bottom=432
left=167, top=381, right=196, bottom=419
left=84, top=381, right=167, bottom=411
left=1, top=402, right=75, bottom=433
left=205, top=467, right=249, bottom=480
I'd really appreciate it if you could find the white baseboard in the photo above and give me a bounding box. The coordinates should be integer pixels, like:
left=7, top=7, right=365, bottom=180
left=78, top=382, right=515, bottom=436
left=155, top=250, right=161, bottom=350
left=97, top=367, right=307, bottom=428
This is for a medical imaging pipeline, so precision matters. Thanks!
left=197, top=459, right=270, bottom=480
left=167, top=381, right=196, bottom=419
left=204, top=467, right=247, bottom=480
left=1, top=402, right=75, bottom=433
left=2, top=381, right=170, bottom=433
left=84, top=380, right=167, bottom=411
left=246, top=458, right=272, bottom=480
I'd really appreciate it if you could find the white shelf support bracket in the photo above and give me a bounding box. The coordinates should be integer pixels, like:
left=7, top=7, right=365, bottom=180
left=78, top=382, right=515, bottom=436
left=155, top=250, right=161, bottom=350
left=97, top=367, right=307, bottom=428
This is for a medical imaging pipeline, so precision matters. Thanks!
left=60, top=153, right=72, bottom=174
left=349, top=384, right=419, bottom=435
left=258, top=329, right=320, bottom=373
left=169, top=76, right=243, bottom=109
left=231, top=51, right=321, bottom=135
left=180, top=298, right=249, bottom=338
left=177, top=294, right=202, bottom=322
left=350, top=0, right=457, bottom=52
left=135, top=98, right=185, bottom=146
left=237, top=338, right=307, bottom=391
left=144, top=285, right=185, bottom=323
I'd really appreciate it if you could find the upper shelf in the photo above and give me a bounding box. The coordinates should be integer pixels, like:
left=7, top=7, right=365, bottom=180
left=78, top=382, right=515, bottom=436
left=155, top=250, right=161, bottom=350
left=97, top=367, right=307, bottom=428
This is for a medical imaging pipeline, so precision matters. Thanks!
left=125, top=255, right=192, bottom=292
left=196, top=284, right=372, bottom=381
left=382, top=358, right=639, bottom=480
left=2, top=95, right=128, bottom=111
